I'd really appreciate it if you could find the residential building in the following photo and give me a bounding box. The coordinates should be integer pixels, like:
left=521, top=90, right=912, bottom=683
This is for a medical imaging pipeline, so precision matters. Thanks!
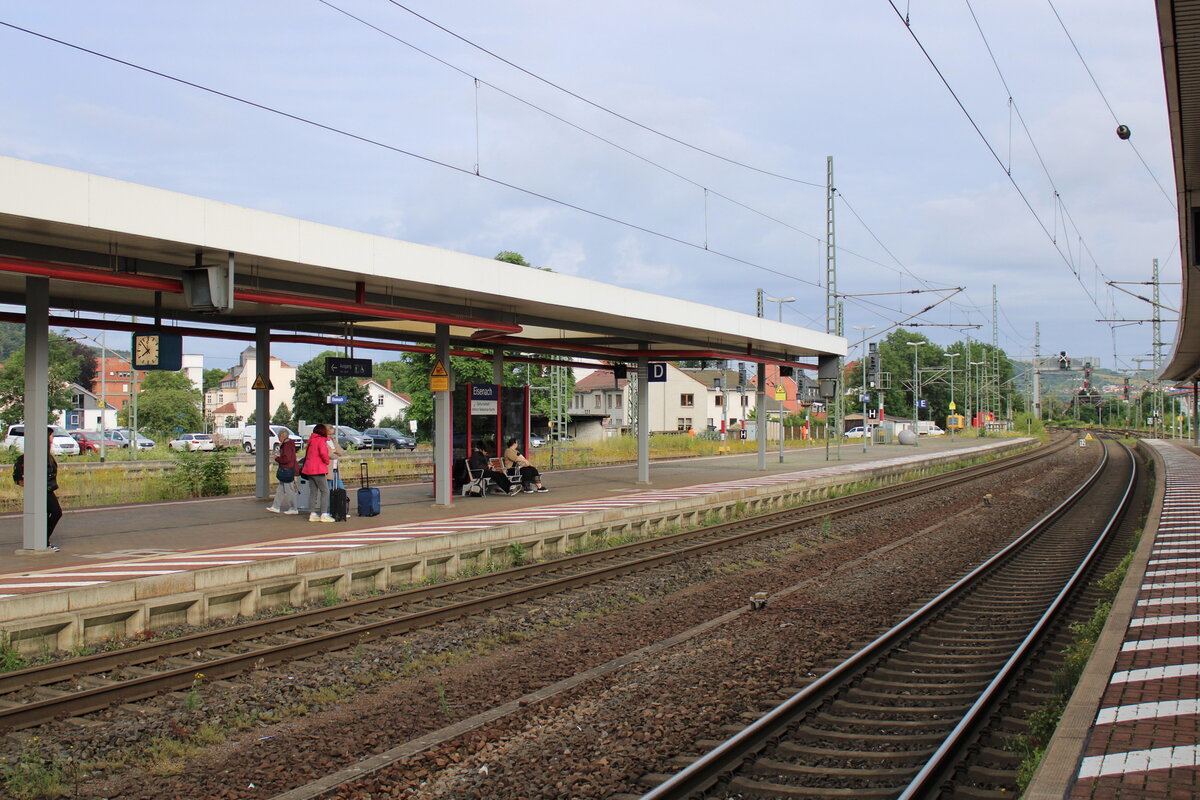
left=202, top=346, right=296, bottom=426
left=90, top=356, right=145, bottom=411
left=58, top=382, right=118, bottom=431
left=360, top=379, right=411, bottom=424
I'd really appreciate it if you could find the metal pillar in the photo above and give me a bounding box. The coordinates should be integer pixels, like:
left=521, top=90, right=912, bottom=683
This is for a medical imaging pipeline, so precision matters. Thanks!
left=255, top=325, right=270, bottom=499
left=636, top=356, right=650, bottom=484
left=1194, top=379, right=1198, bottom=446
left=756, top=362, right=767, bottom=470
left=492, top=349, right=504, bottom=387
left=22, top=277, right=49, bottom=551
left=434, top=325, right=452, bottom=505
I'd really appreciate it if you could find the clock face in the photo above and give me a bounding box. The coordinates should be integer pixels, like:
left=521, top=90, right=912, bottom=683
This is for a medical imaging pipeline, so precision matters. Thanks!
left=135, top=335, right=160, bottom=366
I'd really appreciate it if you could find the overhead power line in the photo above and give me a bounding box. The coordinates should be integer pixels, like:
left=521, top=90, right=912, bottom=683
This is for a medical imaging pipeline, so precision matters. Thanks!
left=0, top=18, right=824, bottom=291
left=383, top=0, right=826, bottom=188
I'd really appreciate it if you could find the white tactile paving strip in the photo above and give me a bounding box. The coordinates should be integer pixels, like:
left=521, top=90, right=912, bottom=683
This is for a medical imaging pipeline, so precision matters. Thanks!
left=1071, top=440, right=1200, bottom=795
left=0, top=441, right=1018, bottom=598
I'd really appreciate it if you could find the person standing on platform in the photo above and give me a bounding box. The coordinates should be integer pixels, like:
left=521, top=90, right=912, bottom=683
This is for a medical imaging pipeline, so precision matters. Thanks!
left=300, top=424, right=334, bottom=522
left=503, top=437, right=548, bottom=493
left=267, top=428, right=298, bottom=514
left=12, top=428, right=62, bottom=551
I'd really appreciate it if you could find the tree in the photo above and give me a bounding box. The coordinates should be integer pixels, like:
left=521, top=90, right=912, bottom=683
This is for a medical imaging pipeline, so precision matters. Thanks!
left=203, top=368, right=227, bottom=392
left=271, top=402, right=292, bottom=426
left=0, top=334, right=83, bottom=426
left=494, top=250, right=553, bottom=272
left=291, top=351, right=374, bottom=430
left=246, top=410, right=257, bottom=425
left=118, top=369, right=203, bottom=438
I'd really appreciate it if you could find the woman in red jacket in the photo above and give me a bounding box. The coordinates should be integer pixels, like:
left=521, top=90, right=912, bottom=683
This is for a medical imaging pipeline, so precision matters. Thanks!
left=300, top=424, right=334, bottom=522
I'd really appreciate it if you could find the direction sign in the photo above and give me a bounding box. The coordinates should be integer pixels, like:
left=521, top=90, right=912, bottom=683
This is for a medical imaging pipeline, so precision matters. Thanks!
left=327, top=394, right=347, bottom=404
left=325, top=357, right=373, bottom=378
left=648, top=362, right=668, bottom=382
left=859, top=393, right=870, bottom=403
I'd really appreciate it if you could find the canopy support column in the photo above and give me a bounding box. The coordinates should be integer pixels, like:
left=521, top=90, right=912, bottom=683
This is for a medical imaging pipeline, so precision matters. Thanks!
left=21, top=277, right=49, bottom=552
left=434, top=324, right=452, bottom=506
left=492, top=349, right=504, bottom=386
left=636, top=356, right=650, bottom=484
left=255, top=326, right=270, bottom=498
left=756, top=362, right=767, bottom=470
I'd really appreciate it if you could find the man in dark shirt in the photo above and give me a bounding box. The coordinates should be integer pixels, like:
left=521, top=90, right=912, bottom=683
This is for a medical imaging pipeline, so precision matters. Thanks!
left=13, top=429, right=62, bottom=551
left=468, top=441, right=520, bottom=496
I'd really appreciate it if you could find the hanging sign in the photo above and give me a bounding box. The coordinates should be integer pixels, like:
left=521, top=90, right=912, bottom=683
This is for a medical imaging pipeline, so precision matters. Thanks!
left=471, top=383, right=498, bottom=414
left=429, top=360, right=450, bottom=392
left=774, top=385, right=786, bottom=402
left=252, top=374, right=273, bottom=391
left=325, top=357, right=373, bottom=378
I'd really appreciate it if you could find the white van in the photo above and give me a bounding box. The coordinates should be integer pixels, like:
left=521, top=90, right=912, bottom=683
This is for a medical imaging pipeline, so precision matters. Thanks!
left=4, top=425, right=81, bottom=456
left=242, top=425, right=301, bottom=454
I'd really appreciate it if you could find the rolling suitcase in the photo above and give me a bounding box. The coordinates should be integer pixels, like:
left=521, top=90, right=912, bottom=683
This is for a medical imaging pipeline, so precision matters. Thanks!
left=357, top=461, right=381, bottom=517
left=329, top=467, right=350, bottom=522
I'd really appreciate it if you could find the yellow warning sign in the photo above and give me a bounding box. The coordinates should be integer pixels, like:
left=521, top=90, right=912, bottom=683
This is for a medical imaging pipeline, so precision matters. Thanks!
left=430, top=360, right=449, bottom=392
left=1084, top=433, right=1094, bottom=440
left=774, top=385, right=786, bottom=401
left=252, top=374, right=273, bottom=391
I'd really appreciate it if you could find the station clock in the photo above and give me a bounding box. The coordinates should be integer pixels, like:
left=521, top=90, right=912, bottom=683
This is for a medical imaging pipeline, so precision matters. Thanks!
left=131, top=331, right=183, bottom=371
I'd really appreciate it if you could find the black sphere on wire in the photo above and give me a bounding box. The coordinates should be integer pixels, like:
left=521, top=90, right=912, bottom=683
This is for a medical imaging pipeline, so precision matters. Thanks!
left=1116, top=124, right=1131, bottom=140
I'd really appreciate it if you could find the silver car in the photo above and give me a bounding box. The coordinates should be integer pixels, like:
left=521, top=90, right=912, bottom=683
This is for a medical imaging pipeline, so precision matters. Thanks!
left=170, top=433, right=216, bottom=451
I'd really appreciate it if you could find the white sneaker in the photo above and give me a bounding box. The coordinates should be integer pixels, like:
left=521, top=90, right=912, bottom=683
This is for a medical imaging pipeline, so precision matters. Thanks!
left=319, top=513, right=336, bottom=522
left=267, top=506, right=281, bottom=514
left=283, top=509, right=299, bottom=515
left=309, top=513, right=320, bottom=522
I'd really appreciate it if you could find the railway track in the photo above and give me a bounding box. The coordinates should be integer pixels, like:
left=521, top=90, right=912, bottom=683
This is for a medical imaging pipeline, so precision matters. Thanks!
left=0, top=436, right=1066, bottom=733
left=638, top=437, right=1135, bottom=800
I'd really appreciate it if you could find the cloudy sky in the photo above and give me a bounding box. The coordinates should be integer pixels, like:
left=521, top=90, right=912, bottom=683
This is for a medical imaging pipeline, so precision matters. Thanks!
left=0, top=1, right=1179, bottom=374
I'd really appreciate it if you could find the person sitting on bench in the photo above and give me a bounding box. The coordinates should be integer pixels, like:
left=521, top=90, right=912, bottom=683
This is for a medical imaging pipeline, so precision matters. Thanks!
left=504, top=438, right=548, bottom=493
left=469, top=440, right=521, bottom=496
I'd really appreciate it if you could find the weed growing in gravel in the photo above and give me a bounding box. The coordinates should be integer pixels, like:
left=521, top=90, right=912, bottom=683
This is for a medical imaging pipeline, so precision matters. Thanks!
left=321, top=584, right=340, bottom=607
left=819, top=516, right=833, bottom=537
left=301, top=684, right=354, bottom=708
left=435, top=683, right=452, bottom=717
left=0, top=640, right=29, bottom=672
left=1, top=739, right=67, bottom=800
left=182, top=673, right=204, bottom=712
left=141, top=736, right=202, bottom=777
left=508, top=541, right=528, bottom=566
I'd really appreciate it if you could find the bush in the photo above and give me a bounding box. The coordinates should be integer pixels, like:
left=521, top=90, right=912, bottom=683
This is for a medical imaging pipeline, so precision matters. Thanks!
left=168, top=450, right=231, bottom=498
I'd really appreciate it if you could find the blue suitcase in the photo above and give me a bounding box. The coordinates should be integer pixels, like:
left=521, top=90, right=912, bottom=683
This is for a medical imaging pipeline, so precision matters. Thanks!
left=357, top=461, right=381, bottom=517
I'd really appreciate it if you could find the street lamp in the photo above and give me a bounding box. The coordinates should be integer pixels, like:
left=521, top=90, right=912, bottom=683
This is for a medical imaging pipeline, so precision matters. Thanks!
left=764, top=296, right=796, bottom=323
left=970, top=361, right=985, bottom=433
left=907, top=341, right=922, bottom=445
left=946, top=352, right=960, bottom=442
left=853, top=325, right=875, bottom=453
left=765, top=296, right=795, bottom=460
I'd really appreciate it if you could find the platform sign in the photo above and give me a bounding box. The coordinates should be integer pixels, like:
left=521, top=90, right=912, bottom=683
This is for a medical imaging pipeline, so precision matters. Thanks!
left=471, top=383, right=498, bottom=414
left=327, top=394, right=347, bottom=405
left=917, top=398, right=928, bottom=409
left=430, top=360, right=449, bottom=393
left=648, top=362, right=668, bottom=382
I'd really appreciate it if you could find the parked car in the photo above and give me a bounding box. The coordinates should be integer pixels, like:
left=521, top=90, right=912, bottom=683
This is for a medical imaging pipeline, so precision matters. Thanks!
left=69, top=430, right=104, bottom=453
left=549, top=433, right=575, bottom=444
left=242, top=425, right=300, bottom=454
left=528, top=434, right=546, bottom=448
left=920, top=425, right=946, bottom=437
left=334, top=426, right=373, bottom=450
left=363, top=427, right=416, bottom=450
left=843, top=426, right=866, bottom=439
left=170, top=433, right=216, bottom=452
left=102, top=429, right=155, bottom=450
left=4, top=425, right=80, bottom=455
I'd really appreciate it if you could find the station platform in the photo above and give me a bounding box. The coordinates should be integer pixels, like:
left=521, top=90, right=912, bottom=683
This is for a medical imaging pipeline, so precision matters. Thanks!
left=1030, top=439, right=1200, bottom=799
left=0, top=436, right=1025, bottom=651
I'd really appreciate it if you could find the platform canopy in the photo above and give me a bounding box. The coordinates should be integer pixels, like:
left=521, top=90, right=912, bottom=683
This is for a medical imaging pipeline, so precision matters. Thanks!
left=1157, top=1, right=1200, bottom=382
left=0, top=156, right=845, bottom=367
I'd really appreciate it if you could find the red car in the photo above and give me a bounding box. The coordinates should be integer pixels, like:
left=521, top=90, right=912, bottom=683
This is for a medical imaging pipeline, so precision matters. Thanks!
left=69, top=430, right=103, bottom=453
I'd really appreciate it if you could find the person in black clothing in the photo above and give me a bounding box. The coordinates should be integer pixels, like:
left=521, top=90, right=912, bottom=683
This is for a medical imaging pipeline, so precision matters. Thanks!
left=13, top=429, right=62, bottom=551
left=468, top=440, right=521, bottom=496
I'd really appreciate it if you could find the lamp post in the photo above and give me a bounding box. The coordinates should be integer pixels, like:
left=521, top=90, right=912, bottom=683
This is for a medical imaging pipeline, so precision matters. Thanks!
left=853, top=325, right=875, bottom=453
left=765, top=296, right=795, bottom=457
left=970, top=361, right=985, bottom=434
left=907, top=341, right=922, bottom=445
left=946, top=352, right=960, bottom=442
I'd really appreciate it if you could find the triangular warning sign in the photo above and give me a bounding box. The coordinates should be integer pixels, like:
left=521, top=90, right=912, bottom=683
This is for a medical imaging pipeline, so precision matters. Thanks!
left=431, top=360, right=449, bottom=377
left=252, top=374, right=273, bottom=391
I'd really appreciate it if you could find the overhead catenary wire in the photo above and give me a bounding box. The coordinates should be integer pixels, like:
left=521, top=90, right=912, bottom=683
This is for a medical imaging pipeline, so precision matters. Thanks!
left=886, top=0, right=1116, bottom=329
left=0, top=18, right=825, bottom=292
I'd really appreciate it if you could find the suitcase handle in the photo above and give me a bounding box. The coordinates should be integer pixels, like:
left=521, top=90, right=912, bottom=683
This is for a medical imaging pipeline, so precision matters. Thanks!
left=359, top=460, right=369, bottom=489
